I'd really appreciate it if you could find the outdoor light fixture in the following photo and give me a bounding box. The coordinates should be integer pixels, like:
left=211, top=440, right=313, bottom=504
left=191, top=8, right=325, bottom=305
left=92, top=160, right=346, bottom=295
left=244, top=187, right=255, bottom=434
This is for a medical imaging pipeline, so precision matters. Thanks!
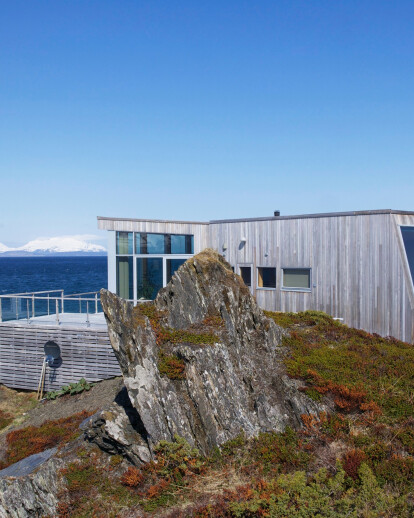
left=241, top=236, right=247, bottom=242
left=222, top=243, right=228, bottom=251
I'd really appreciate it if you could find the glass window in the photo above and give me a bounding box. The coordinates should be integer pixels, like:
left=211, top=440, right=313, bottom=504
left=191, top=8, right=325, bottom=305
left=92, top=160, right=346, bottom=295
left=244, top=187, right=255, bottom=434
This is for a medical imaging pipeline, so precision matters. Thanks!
left=239, top=266, right=252, bottom=287
left=171, top=235, right=186, bottom=254
left=166, top=258, right=186, bottom=283
left=283, top=268, right=311, bottom=290
left=134, top=233, right=193, bottom=255
left=116, top=232, right=133, bottom=254
left=257, top=267, right=276, bottom=288
left=147, top=234, right=165, bottom=254
left=116, top=257, right=133, bottom=299
left=401, top=226, right=414, bottom=284
left=136, top=258, right=163, bottom=300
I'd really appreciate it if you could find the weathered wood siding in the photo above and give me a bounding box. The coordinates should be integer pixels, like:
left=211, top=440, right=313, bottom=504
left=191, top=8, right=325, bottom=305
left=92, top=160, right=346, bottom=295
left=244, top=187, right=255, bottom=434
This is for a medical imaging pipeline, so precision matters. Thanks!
left=209, top=213, right=414, bottom=343
left=0, top=323, right=121, bottom=391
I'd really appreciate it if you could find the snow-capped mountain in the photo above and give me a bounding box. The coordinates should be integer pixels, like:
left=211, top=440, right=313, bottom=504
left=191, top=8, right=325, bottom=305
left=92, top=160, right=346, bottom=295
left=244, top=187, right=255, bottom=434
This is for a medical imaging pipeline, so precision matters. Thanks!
left=0, top=235, right=107, bottom=256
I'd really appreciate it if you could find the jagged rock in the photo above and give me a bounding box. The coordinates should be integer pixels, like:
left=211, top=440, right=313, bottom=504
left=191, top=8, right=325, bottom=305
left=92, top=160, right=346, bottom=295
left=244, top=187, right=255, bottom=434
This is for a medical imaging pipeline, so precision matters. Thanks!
left=83, top=386, right=151, bottom=465
left=0, top=455, right=62, bottom=518
left=101, top=249, right=323, bottom=455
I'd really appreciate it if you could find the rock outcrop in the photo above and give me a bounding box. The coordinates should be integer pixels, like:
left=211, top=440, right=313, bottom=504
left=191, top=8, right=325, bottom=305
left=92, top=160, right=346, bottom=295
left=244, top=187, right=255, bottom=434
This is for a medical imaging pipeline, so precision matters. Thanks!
left=101, top=249, right=322, bottom=454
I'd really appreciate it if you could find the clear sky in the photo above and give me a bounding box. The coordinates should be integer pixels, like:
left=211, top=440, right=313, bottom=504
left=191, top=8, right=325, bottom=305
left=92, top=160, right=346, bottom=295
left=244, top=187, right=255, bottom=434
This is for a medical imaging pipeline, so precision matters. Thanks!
left=1, top=0, right=413, bottom=246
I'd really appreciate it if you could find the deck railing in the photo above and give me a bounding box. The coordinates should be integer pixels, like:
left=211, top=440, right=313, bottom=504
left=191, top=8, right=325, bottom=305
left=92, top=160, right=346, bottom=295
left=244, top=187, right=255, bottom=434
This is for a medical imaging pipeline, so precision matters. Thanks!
left=0, top=290, right=103, bottom=326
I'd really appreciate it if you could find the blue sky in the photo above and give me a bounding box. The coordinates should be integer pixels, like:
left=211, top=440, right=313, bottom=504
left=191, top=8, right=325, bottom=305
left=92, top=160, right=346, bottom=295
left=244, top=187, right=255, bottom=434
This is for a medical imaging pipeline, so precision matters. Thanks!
left=1, top=1, right=413, bottom=246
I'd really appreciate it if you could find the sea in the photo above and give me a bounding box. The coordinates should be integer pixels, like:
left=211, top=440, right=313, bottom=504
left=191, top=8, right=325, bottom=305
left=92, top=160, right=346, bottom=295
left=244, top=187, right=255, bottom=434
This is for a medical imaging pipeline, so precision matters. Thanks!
left=0, top=256, right=107, bottom=295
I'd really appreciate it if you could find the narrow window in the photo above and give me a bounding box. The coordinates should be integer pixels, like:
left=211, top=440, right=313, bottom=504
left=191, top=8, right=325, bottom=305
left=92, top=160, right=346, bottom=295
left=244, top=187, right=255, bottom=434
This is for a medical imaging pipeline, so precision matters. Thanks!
left=116, top=257, right=133, bottom=299
left=282, top=268, right=311, bottom=290
left=401, top=226, right=414, bottom=284
left=239, top=266, right=252, bottom=287
left=116, top=232, right=133, bottom=254
left=257, top=267, right=276, bottom=289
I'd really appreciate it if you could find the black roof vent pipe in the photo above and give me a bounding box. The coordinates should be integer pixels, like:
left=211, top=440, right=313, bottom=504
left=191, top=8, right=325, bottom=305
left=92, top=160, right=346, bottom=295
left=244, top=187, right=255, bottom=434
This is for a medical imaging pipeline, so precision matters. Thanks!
left=274, top=210, right=281, bottom=217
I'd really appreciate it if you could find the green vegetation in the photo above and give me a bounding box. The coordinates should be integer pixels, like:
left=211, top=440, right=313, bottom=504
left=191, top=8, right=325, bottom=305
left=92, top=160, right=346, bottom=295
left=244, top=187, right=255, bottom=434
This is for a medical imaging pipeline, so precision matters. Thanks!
left=158, top=351, right=186, bottom=380
left=0, top=410, right=13, bottom=431
left=45, top=378, right=94, bottom=400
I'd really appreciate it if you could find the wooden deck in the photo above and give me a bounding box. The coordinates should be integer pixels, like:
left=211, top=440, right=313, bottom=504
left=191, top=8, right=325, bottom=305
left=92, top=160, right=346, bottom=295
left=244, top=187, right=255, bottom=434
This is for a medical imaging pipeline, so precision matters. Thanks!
left=0, top=313, right=121, bottom=392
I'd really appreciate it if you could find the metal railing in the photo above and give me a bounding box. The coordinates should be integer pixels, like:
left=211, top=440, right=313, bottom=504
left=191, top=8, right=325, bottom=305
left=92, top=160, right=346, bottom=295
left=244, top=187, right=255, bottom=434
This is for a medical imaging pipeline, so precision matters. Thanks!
left=0, top=290, right=103, bottom=326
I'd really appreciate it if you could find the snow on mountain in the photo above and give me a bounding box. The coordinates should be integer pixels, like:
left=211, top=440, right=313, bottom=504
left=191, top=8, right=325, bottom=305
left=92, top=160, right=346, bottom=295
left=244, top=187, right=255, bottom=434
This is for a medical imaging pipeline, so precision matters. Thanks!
left=0, top=242, right=12, bottom=253
left=0, top=235, right=106, bottom=254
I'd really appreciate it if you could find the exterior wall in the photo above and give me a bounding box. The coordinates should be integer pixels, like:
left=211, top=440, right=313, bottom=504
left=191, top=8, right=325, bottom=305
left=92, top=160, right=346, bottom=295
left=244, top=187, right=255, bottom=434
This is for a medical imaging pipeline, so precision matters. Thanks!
left=209, top=213, right=414, bottom=343
left=0, top=322, right=121, bottom=391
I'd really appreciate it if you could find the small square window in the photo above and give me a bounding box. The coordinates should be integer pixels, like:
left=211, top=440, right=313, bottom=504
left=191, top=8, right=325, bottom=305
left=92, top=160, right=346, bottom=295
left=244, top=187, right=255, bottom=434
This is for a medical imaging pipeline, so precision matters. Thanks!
left=257, top=267, right=276, bottom=288
left=282, top=268, right=311, bottom=290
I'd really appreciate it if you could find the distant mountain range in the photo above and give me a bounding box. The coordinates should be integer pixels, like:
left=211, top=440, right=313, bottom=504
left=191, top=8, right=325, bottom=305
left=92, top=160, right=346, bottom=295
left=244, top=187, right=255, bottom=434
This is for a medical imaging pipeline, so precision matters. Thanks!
left=0, top=235, right=107, bottom=256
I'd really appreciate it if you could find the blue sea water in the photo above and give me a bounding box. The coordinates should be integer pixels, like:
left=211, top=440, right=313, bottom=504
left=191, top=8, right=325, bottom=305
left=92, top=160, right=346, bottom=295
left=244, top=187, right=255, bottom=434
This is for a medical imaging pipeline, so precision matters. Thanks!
left=0, top=256, right=107, bottom=295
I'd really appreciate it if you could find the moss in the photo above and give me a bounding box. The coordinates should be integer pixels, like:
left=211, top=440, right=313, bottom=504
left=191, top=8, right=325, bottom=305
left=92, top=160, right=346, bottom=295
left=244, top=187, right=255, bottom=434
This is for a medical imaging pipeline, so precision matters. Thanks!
left=158, top=351, right=186, bottom=380
left=0, top=410, right=93, bottom=469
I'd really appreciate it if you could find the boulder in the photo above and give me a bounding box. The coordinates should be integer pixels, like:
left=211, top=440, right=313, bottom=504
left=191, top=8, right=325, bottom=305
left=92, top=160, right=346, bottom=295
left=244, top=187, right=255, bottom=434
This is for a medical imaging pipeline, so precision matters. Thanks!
left=101, top=249, right=322, bottom=454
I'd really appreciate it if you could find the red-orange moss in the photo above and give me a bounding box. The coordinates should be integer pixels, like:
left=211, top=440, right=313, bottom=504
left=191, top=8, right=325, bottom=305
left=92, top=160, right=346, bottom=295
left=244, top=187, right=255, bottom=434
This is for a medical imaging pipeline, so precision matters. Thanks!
left=0, top=410, right=92, bottom=469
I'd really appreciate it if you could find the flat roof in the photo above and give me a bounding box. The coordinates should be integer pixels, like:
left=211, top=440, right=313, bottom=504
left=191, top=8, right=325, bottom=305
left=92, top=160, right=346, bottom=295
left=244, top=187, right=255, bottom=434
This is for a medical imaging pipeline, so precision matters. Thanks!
left=98, top=209, right=414, bottom=226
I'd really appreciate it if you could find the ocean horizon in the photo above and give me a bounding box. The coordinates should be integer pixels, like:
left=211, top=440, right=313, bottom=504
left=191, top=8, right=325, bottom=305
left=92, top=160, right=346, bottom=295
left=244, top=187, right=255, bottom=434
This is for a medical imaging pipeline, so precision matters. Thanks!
left=0, top=256, right=108, bottom=296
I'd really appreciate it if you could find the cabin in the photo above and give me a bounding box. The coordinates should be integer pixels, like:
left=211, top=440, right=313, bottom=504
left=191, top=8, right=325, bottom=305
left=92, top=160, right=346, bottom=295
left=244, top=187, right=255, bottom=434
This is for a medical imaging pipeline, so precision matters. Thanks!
left=98, top=209, right=414, bottom=344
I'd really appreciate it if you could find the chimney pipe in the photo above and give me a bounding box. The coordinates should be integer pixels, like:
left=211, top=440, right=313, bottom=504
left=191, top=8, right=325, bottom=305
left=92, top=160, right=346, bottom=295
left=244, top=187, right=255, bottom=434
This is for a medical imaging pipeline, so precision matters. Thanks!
left=274, top=210, right=280, bottom=217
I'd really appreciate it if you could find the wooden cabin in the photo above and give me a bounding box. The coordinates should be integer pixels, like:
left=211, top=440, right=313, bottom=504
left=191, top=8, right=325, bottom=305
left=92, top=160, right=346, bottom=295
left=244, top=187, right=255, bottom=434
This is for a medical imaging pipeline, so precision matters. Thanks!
left=98, top=209, right=414, bottom=344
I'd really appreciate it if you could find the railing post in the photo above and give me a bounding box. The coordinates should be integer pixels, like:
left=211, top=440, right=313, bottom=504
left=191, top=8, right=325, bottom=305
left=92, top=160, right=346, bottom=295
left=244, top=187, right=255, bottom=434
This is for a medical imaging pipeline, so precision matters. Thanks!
left=61, top=291, right=64, bottom=314
left=0, top=299, right=2, bottom=322
left=27, top=299, right=30, bottom=323
left=15, top=297, right=19, bottom=320
left=56, top=299, right=59, bottom=324
left=86, top=301, right=90, bottom=327
left=47, top=294, right=50, bottom=316
left=95, top=294, right=98, bottom=314
left=32, top=294, right=35, bottom=318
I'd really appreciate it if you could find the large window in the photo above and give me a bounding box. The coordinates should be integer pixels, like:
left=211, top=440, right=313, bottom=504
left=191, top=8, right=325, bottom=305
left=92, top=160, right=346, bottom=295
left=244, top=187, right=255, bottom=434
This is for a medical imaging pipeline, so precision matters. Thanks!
left=282, top=268, right=311, bottom=290
left=115, top=231, right=194, bottom=301
left=401, top=226, right=414, bottom=284
left=257, top=267, right=276, bottom=289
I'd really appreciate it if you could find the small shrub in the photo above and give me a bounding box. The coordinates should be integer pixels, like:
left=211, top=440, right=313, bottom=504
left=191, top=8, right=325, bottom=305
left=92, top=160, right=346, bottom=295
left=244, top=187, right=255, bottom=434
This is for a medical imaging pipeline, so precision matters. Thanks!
left=158, top=352, right=186, bottom=380
left=121, top=466, right=144, bottom=487
left=46, top=378, right=93, bottom=400
left=343, top=449, right=366, bottom=480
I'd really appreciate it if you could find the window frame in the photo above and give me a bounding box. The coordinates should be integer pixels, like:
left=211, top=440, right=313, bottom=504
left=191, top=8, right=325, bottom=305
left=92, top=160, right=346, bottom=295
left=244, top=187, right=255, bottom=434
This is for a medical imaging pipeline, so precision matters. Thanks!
left=256, top=266, right=277, bottom=290
left=115, top=231, right=194, bottom=302
left=281, top=267, right=312, bottom=292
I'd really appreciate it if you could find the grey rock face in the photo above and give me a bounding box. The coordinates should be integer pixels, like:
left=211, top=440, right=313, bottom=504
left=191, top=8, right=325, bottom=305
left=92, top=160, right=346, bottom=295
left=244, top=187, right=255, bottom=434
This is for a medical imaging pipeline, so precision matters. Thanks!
left=101, top=249, right=322, bottom=455
left=0, top=456, right=62, bottom=518
left=83, top=387, right=151, bottom=465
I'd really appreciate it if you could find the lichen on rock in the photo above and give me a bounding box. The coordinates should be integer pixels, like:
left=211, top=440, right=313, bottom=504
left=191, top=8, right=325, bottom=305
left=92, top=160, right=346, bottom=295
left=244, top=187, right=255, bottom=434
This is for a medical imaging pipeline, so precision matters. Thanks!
left=101, top=248, right=323, bottom=455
